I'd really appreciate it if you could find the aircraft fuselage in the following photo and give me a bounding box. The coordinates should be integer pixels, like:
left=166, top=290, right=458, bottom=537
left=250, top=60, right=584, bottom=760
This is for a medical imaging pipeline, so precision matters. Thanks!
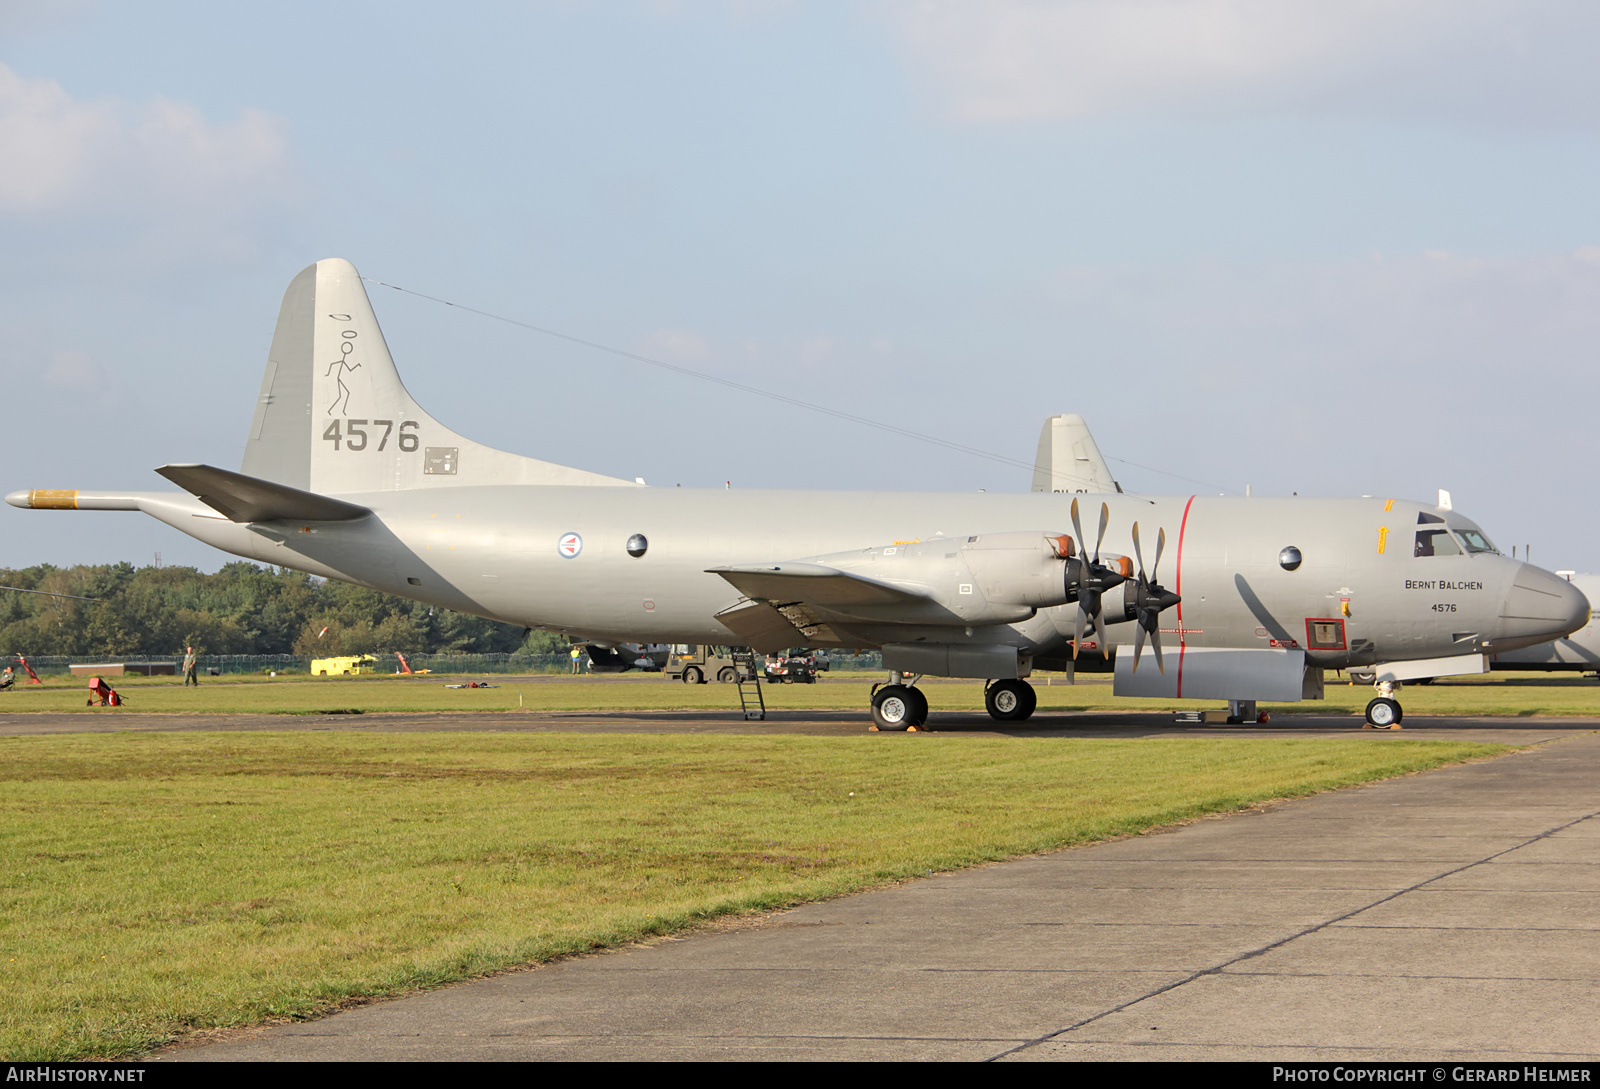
left=117, top=485, right=1576, bottom=668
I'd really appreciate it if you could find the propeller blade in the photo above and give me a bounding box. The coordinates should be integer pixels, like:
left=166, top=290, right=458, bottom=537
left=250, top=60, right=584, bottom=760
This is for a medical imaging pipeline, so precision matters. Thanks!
left=1070, top=499, right=1085, bottom=572
left=1092, top=609, right=1110, bottom=659
left=1131, top=522, right=1145, bottom=582
left=1151, top=627, right=1165, bottom=674
left=1094, top=502, right=1109, bottom=563
left=1153, top=527, right=1166, bottom=583
left=1073, top=599, right=1087, bottom=660
left=1132, top=622, right=1146, bottom=673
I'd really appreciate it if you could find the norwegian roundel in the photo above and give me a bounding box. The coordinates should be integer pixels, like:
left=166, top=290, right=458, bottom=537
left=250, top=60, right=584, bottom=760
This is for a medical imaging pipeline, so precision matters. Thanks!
left=558, top=532, right=583, bottom=558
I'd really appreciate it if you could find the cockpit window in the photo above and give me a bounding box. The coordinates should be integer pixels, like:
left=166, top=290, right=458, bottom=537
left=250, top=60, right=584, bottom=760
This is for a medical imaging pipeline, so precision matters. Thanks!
left=1415, top=529, right=1461, bottom=557
left=1454, top=529, right=1497, bottom=554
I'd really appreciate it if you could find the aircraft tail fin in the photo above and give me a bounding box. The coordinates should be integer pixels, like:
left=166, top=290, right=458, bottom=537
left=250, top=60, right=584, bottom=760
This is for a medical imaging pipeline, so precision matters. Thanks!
left=242, top=258, right=635, bottom=495
left=1031, top=414, right=1119, bottom=494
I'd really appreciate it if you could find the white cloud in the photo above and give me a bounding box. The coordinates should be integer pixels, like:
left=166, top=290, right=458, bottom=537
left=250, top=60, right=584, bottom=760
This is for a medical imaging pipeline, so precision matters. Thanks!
left=0, top=63, right=295, bottom=236
left=886, top=0, right=1600, bottom=127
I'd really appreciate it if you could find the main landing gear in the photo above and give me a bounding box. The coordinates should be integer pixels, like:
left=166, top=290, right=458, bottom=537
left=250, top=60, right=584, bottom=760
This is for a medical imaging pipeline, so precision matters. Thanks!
left=868, top=675, right=1040, bottom=730
left=984, top=678, right=1036, bottom=723
left=1364, top=679, right=1404, bottom=729
left=871, top=675, right=928, bottom=730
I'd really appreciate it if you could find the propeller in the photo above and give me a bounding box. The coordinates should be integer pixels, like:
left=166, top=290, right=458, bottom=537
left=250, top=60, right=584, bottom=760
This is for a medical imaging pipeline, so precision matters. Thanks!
left=1128, top=522, right=1182, bottom=673
left=1067, top=498, right=1128, bottom=660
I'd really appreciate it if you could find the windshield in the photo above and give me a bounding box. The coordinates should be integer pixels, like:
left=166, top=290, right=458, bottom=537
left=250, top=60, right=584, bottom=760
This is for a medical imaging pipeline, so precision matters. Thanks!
left=1454, top=528, right=1497, bottom=554
left=1414, top=529, right=1461, bottom=557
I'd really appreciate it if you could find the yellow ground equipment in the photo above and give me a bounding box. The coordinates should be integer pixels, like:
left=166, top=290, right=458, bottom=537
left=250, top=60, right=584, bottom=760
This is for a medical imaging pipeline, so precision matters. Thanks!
left=311, top=655, right=378, bottom=676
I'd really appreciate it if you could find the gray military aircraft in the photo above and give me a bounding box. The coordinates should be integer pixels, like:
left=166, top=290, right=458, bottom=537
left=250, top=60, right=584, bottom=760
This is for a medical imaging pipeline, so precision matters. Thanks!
left=7, top=259, right=1589, bottom=729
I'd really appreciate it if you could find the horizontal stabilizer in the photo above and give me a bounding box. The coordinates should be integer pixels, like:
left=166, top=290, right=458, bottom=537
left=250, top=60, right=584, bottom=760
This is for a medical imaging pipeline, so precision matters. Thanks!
left=707, top=563, right=928, bottom=607
left=155, top=464, right=371, bottom=523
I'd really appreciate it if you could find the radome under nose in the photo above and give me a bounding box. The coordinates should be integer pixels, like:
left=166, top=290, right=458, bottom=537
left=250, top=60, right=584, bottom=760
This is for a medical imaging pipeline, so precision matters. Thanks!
left=1495, top=564, right=1591, bottom=649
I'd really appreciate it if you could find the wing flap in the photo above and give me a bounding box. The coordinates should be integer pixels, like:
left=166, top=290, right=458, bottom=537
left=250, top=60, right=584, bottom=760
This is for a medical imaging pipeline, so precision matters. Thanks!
left=713, top=599, right=851, bottom=653
left=714, top=601, right=809, bottom=653
left=155, top=463, right=371, bottom=523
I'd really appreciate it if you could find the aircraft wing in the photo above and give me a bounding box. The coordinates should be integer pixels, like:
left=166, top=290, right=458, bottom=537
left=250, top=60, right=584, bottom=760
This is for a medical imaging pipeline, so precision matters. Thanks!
left=707, top=563, right=932, bottom=651
left=155, top=464, right=371, bottom=523
left=708, top=563, right=926, bottom=606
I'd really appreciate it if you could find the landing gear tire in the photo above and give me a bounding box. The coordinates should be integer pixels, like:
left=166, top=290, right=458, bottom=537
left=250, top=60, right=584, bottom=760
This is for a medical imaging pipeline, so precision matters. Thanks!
left=905, top=685, right=928, bottom=725
left=985, top=679, right=1037, bottom=723
left=683, top=666, right=704, bottom=685
left=716, top=667, right=737, bottom=684
left=1365, top=697, right=1402, bottom=728
left=872, top=684, right=927, bottom=730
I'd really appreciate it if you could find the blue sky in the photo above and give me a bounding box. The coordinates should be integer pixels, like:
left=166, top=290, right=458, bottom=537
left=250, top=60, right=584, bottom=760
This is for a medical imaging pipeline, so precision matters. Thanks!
left=3, top=1, right=1598, bottom=570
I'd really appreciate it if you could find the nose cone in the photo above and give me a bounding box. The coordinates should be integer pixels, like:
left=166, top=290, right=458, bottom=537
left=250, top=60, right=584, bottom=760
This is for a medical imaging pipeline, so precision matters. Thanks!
left=1493, top=565, right=1592, bottom=651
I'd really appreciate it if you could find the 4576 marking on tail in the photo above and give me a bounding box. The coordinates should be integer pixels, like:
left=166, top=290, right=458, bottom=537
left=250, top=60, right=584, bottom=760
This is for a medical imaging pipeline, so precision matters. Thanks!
left=322, top=419, right=420, bottom=452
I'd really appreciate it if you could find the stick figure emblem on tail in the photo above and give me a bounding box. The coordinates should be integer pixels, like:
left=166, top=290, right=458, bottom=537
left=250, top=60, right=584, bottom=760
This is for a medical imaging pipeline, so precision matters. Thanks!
left=325, top=319, right=362, bottom=417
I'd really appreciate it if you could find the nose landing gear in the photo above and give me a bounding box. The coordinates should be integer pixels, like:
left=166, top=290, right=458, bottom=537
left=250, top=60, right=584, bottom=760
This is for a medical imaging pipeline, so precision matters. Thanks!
left=1364, top=679, right=1404, bottom=729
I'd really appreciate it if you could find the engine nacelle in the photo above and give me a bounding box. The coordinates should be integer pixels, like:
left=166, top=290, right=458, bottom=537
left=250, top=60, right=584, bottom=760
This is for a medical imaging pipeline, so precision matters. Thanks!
left=961, top=531, right=1078, bottom=608
left=808, top=531, right=1125, bottom=627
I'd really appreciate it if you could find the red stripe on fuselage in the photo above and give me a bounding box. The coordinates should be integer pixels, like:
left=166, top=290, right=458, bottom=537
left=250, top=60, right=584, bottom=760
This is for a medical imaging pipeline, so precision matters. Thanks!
left=1174, top=495, right=1196, bottom=698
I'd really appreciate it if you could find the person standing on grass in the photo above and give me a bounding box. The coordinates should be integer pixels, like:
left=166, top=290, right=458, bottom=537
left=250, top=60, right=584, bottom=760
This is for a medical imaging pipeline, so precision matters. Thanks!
left=183, top=646, right=199, bottom=686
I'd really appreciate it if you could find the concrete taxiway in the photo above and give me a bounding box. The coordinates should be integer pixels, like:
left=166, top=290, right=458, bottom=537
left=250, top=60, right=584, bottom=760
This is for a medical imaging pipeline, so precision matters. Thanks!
left=143, top=724, right=1600, bottom=1062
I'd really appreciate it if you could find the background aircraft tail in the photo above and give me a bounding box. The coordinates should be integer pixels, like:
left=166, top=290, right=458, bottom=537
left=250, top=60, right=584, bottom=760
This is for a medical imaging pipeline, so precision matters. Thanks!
left=1030, top=414, right=1119, bottom=494
left=241, top=258, right=634, bottom=495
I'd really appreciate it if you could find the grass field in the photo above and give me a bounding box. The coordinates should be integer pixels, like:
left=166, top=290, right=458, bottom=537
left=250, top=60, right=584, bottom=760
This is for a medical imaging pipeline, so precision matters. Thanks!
left=0, top=730, right=1507, bottom=1060
left=3, top=668, right=1599, bottom=718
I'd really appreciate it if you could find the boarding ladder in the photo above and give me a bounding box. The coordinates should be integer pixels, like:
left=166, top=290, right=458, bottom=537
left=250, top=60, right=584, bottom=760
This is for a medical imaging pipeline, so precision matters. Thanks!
left=732, top=649, right=766, bottom=721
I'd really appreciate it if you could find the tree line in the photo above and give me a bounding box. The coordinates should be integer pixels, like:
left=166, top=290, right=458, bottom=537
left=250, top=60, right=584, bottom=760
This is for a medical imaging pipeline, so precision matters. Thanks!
left=0, top=563, right=565, bottom=658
